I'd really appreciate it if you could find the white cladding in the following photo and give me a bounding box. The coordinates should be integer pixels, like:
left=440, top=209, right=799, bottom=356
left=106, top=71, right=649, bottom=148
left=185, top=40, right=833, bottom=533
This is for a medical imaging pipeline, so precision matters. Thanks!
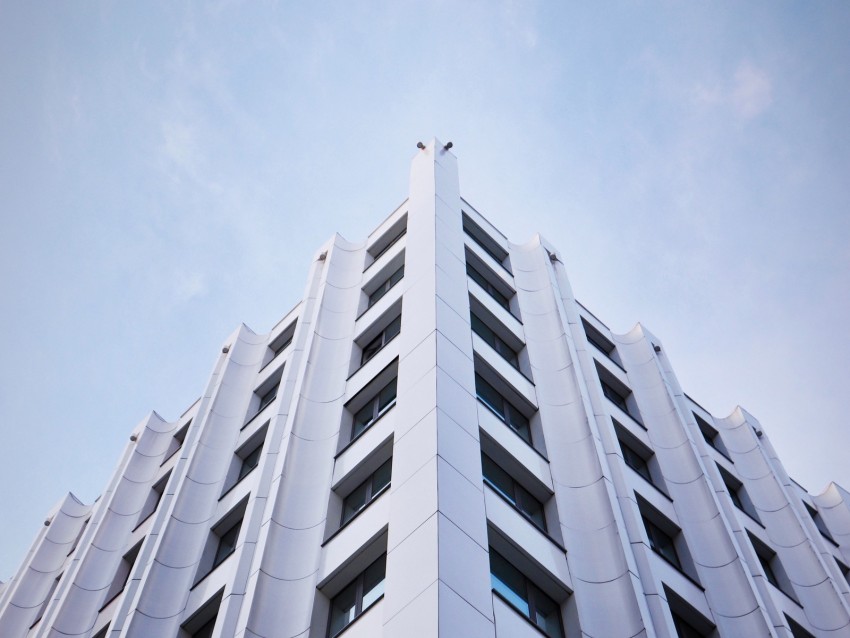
left=2, top=140, right=849, bottom=638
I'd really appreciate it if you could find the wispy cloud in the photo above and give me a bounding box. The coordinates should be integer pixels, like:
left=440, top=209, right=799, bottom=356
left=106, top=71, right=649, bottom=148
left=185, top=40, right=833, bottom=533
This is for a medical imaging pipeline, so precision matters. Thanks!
left=693, top=60, right=774, bottom=119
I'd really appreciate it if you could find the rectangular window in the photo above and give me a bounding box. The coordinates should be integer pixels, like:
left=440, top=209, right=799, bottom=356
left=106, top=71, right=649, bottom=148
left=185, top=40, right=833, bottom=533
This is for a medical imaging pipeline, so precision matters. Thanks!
left=164, top=421, right=190, bottom=462
left=467, top=262, right=510, bottom=311
left=718, top=465, right=760, bottom=523
left=581, top=317, right=621, bottom=366
left=269, top=321, right=296, bottom=358
left=804, top=502, right=836, bottom=544
left=694, top=413, right=730, bottom=458
left=482, top=454, right=546, bottom=531
left=137, top=471, right=171, bottom=527
left=664, top=586, right=715, bottom=638
left=103, top=541, right=142, bottom=607
left=471, top=313, right=519, bottom=369
left=368, top=265, right=404, bottom=308
left=463, top=213, right=510, bottom=268
left=341, top=459, right=392, bottom=526
left=601, top=380, right=628, bottom=413
left=258, top=383, right=279, bottom=413
left=475, top=374, right=530, bottom=444
left=352, top=378, right=397, bottom=440
left=361, top=316, right=401, bottom=365
left=786, top=615, right=815, bottom=638
left=749, top=532, right=796, bottom=600
left=489, top=550, right=563, bottom=638
left=369, top=227, right=406, bottom=263
left=621, top=441, right=652, bottom=483
left=196, top=501, right=247, bottom=584
left=643, top=516, right=682, bottom=570
left=329, top=555, right=386, bottom=637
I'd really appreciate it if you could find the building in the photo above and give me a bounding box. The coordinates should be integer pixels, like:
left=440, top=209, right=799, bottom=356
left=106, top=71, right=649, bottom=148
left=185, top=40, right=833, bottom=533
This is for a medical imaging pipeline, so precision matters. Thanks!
left=1, top=139, right=849, bottom=638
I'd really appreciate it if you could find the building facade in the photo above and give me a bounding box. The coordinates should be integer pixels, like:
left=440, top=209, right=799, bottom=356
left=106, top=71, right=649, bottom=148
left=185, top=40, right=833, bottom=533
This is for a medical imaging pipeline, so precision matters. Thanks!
left=1, top=139, right=849, bottom=638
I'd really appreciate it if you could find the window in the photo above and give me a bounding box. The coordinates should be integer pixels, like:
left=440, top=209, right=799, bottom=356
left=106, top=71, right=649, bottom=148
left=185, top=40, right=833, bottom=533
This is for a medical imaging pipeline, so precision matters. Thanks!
left=195, top=500, right=247, bottom=584
left=601, top=380, right=628, bottom=413
left=268, top=321, right=296, bottom=359
left=222, top=427, right=267, bottom=496
left=482, top=453, right=546, bottom=531
left=164, top=421, right=190, bottom=462
left=748, top=532, right=796, bottom=601
left=103, top=541, right=142, bottom=607
left=664, top=586, right=714, bottom=638
left=621, top=439, right=652, bottom=483
left=361, top=316, right=401, bottom=365
left=717, top=465, right=760, bottom=523
left=785, top=614, right=815, bottom=638
left=368, top=265, right=404, bottom=308
left=804, top=502, right=836, bottom=544
left=369, top=227, right=406, bottom=263
left=352, top=378, right=397, bottom=440
left=258, top=383, right=279, bottom=412
left=463, top=213, right=510, bottom=269
left=489, top=550, right=563, bottom=638
left=643, top=516, right=681, bottom=570
left=137, top=471, right=171, bottom=527
left=694, top=413, right=730, bottom=458
left=581, top=318, right=621, bottom=366
left=467, top=262, right=510, bottom=311
left=341, top=459, right=391, bottom=526
left=475, top=374, right=531, bottom=444
left=471, top=313, right=519, bottom=368
left=328, top=554, right=386, bottom=637
left=179, top=590, right=222, bottom=638
left=91, top=624, right=110, bottom=638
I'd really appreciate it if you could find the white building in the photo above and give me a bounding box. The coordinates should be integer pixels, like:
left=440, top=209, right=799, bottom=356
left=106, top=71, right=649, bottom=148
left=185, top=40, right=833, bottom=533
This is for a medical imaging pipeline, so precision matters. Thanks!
left=1, top=139, right=849, bottom=638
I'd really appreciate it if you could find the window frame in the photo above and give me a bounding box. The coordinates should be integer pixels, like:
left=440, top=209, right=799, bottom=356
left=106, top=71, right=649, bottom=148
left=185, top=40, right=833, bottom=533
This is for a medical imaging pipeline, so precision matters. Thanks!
left=360, top=315, right=401, bottom=366
left=351, top=378, right=397, bottom=441
left=467, top=261, right=511, bottom=311
left=367, top=265, right=404, bottom=308
left=475, top=373, right=531, bottom=445
left=327, top=554, right=386, bottom=638
left=482, top=453, right=547, bottom=532
left=489, top=549, right=564, bottom=638
left=471, top=312, right=519, bottom=369
left=340, top=458, right=392, bottom=527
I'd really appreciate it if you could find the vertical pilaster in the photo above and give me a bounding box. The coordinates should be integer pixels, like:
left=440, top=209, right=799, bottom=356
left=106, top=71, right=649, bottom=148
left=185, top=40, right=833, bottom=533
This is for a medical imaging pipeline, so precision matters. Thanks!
left=383, top=140, right=495, bottom=637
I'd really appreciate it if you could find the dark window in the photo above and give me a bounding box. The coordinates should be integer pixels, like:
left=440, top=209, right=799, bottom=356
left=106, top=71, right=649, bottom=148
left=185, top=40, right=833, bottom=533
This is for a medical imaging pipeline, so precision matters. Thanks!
left=489, top=550, right=563, bottom=638
left=212, top=519, right=242, bottom=570
left=672, top=612, right=705, bottom=638
left=581, top=318, right=618, bottom=361
left=192, top=617, right=217, bottom=638
left=341, top=459, right=392, bottom=525
left=237, top=444, right=263, bottom=482
left=164, top=421, right=190, bottom=462
left=137, top=472, right=170, bottom=527
left=718, top=465, right=760, bottom=523
left=482, top=454, right=546, bottom=531
left=601, top=380, right=629, bottom=413
left=368, top=266, right=404, bottom=308
left=370, top=227, right=406, bottom=262
left=475, top=374, right=530, bottom=444
left=621, top=441, right=652, bottom=483
left=329, top=555, right=386, bottom=637
left=694, top=413, right=730, bottom=458
left=748, top=533, right=795, bottom=600
left=361, top=316, right=401, bottom=365
left=786, top=614, right=815, bottom=638
left=258, top=383, right=279, bottom=412
left=352, top=378, right=397, bottom=439
left=804, top=502, right=836, bottom=544
left=103, top=541, right=142, bottom=607
left=471, top=313, right=519, bottom=368
left=463, top=214, right=510, bottom=267
left=467, top=262, right=510, bottom=311
left=643, top=516, right=681, bottom=570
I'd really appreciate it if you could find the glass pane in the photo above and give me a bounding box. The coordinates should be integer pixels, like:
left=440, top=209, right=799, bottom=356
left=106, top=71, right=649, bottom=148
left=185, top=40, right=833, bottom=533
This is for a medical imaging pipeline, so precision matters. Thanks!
left=352, top=403, right=375, bottom=438
left=482, top=455, right=515, bottom=504
left=361, top=555, right=386, bottom=610
left=490, top=551, right=529, bottom=616
left=467, top=264, right=488, bottom=289
left=238, top=445, right=262, bottom=480
left=645, top=518, right=681, bottom=569
left=361, top=334, right=383, bottom=364
left=341, top=481, right=369, bottom=525
left=622, top=445, right=651, bottom=482
left=508, top=407, right=531, bottom=444
left=471, top=314, right=495, bottom=346
left=489, top=285, right=510, bottom=310
left=516, top=485, right=546, bottom=532
left=475, top=375, right=505, bottom=420
left=213, top=520, right=242, bottom=568
left=372, top=459, right=392, bottom=494
left=329, top=581, right=358, bottom=636
left=384, top=316, right=401, bottom=340
left=531, top=585, right=563, bottom=638
left=368, top=281, right=389, bottom=307
left=378, top=378, right=397, bottom=412
left=389, top=265, right=404, bottom=286
left=259, top=383, right=279, bottom=411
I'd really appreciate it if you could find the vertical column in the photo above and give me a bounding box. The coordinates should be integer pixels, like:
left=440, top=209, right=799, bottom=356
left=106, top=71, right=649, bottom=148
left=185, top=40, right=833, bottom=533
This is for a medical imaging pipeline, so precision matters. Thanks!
left=383, top=140, right=495, bottom=637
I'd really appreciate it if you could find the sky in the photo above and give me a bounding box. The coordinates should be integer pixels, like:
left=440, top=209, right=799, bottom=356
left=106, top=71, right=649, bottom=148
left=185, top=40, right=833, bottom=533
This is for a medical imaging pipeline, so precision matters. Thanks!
left=1, top=1, right=848, bottom=580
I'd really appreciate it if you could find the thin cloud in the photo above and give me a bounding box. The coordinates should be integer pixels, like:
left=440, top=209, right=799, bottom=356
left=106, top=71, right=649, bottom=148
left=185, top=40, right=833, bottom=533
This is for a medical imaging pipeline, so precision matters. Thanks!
left=692, top=59, right=773, bottom=119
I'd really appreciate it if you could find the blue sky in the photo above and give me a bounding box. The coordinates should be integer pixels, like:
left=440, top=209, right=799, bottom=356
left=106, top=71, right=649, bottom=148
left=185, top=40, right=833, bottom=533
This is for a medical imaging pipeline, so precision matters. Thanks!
left=1, top=1, right=848, bottom=579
